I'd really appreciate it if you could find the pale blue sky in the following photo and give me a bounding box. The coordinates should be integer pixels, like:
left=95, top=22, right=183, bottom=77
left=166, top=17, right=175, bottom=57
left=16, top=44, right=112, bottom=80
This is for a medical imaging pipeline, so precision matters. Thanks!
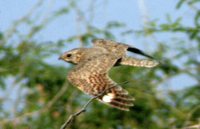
left=1, top=0, right=192, bottom=42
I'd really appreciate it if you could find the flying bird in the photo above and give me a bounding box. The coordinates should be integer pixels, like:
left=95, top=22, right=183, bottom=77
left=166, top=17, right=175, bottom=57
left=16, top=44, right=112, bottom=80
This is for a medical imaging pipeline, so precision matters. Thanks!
left=59, top=39, right=158, bottom=111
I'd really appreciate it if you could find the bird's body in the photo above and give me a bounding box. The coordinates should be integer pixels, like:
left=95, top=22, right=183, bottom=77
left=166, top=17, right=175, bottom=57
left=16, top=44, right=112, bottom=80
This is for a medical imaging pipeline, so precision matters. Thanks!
left=59, top=39, right=158, bottom=111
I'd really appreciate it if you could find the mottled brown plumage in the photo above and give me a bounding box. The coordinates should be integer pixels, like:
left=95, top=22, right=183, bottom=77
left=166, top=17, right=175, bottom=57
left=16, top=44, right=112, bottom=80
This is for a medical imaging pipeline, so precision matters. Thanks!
left=59, top=39, right=158, bottom=111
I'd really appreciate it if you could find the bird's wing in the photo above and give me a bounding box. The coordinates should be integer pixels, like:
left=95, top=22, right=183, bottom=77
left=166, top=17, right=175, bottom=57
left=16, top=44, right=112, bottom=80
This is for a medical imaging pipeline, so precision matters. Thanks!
left=92, top=39, right=155, bottom=59
left=92, top=39, right=129, bottom=57
left=68, top=54, right=134, bottom=111
left=92, top=39, right=129, bottom=49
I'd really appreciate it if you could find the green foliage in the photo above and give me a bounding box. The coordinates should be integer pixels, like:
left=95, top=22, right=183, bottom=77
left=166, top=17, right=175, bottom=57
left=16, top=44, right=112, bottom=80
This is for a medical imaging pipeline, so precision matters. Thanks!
left=0, top=0, right=199, bottom=129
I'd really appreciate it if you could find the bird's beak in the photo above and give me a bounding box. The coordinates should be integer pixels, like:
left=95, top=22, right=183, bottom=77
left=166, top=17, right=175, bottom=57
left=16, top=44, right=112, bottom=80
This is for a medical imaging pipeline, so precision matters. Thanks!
left=58, top=55, right=63, bottom=60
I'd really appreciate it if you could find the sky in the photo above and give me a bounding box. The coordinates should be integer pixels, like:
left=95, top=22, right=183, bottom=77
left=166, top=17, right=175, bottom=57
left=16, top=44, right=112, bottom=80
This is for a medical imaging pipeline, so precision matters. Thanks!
left=0, top=0, right=198, bottom=117
left=0, top=0, right=192, bottom=42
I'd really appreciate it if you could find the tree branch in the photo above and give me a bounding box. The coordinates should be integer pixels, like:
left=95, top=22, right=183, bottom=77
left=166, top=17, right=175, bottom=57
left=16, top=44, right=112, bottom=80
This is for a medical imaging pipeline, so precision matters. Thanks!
left=60, top=85, right=117, bottom=129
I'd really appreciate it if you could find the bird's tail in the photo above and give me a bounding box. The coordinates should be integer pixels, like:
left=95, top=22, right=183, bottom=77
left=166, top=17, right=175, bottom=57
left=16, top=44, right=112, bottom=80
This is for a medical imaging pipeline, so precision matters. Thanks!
left=120, top=57, right=159, bottom=68
left=99, top=86, right=134, bottom=111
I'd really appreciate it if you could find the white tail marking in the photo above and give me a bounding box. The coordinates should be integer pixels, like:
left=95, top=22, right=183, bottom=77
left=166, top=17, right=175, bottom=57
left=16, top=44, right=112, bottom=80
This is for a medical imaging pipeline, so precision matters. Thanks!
left=102, top=93, right=115, bottom=103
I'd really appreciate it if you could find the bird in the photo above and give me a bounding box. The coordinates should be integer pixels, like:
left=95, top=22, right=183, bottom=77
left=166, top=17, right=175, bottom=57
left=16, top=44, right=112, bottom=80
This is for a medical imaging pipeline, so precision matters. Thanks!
left=59, top=39, right=158, bottom=111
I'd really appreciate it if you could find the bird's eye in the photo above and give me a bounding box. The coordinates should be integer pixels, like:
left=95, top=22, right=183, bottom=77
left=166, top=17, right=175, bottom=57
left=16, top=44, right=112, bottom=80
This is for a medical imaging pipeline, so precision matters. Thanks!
left=66, top=54, right=72, bottom=58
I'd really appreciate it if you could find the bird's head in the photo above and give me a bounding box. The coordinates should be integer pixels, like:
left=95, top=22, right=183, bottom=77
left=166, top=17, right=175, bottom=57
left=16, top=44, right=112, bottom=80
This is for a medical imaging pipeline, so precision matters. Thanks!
left=59, top=48, right=85, bottom=64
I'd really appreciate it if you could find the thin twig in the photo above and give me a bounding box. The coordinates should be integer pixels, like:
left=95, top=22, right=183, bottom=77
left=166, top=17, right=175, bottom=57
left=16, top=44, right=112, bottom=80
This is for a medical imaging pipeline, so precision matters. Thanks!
left=60, top=85, right=117, bottom=129
left=182, top=124, right=200, bottom=129
left=183, top=105, right=200, bottom=128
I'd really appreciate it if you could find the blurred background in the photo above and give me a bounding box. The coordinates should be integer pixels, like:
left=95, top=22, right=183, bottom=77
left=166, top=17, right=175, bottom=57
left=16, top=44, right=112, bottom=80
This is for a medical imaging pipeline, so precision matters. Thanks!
left=0, top=0, right=199, bottom=129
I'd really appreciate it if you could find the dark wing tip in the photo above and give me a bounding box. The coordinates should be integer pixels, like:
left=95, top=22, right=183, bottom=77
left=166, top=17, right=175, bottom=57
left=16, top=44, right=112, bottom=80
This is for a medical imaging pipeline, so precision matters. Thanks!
left=127, top=47, right=155, bottom=59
